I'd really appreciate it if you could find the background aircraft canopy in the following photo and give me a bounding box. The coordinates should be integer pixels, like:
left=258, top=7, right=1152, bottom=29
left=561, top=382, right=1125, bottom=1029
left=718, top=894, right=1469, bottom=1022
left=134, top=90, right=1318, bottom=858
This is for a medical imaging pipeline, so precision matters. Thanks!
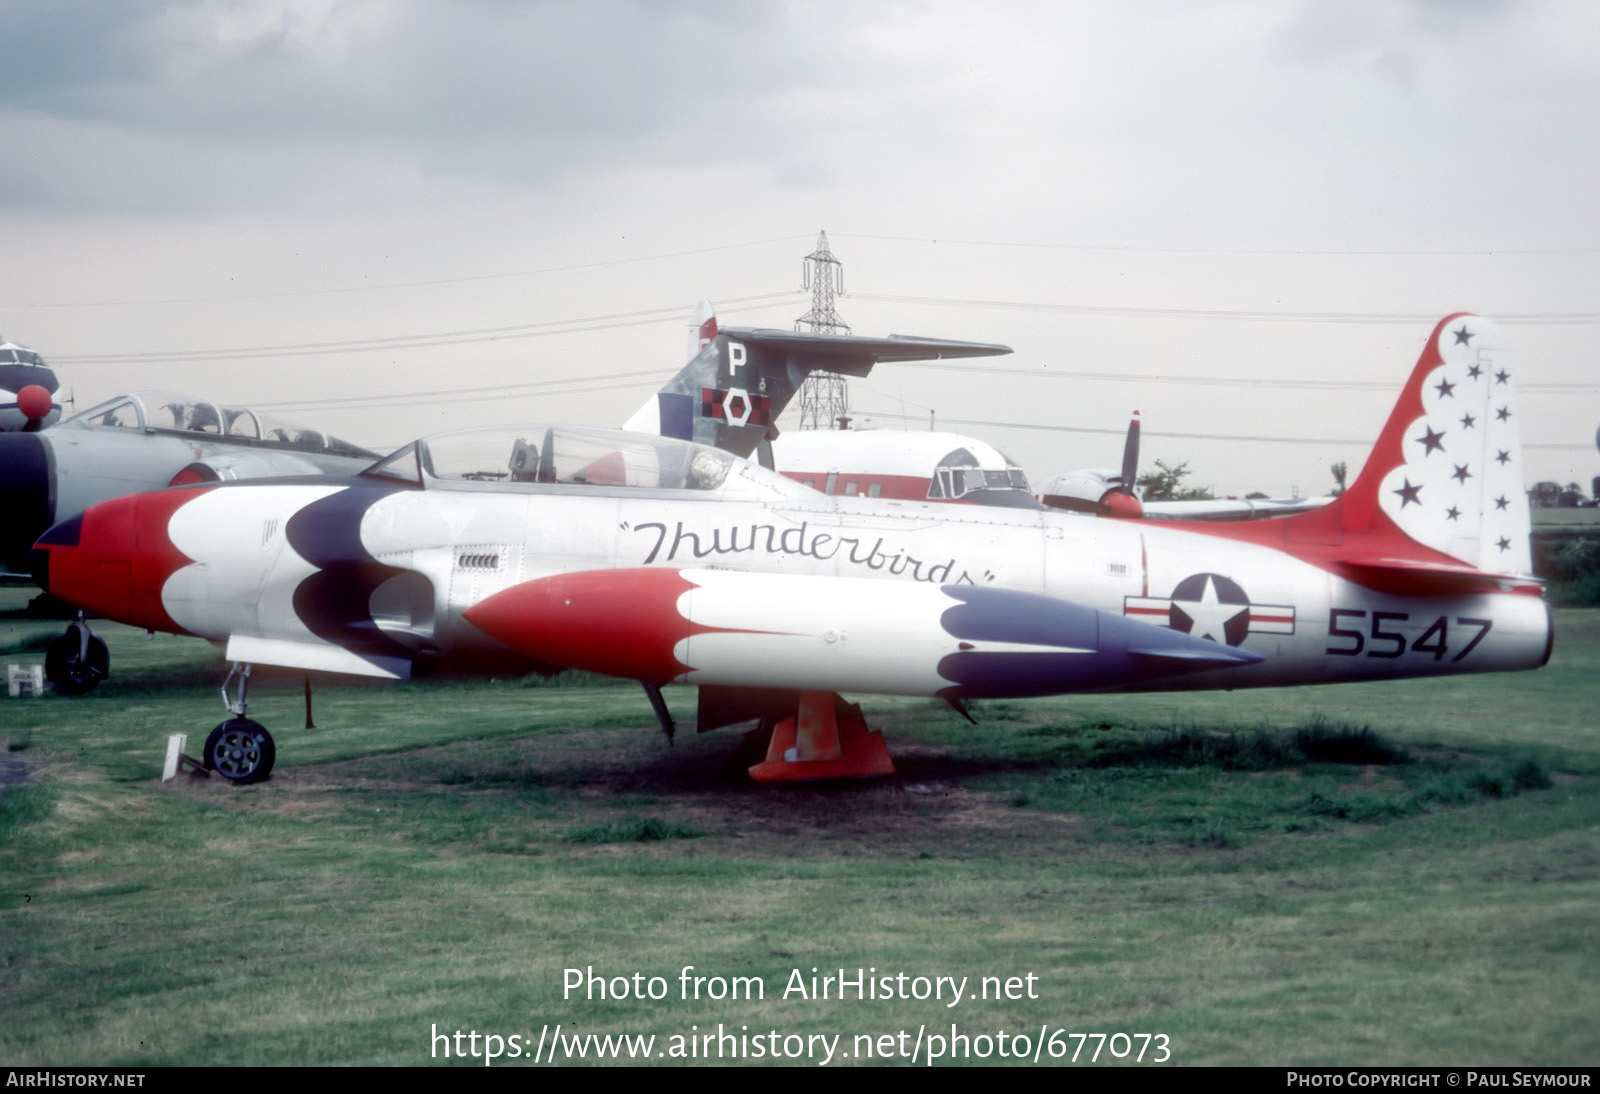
left=0, top=344, right=49, bottom=367
left=61, top=390, right=377, bottom=459
left=772, top=428, right=1033, bottom=504
left=929, top=446, right=1030, bottom=501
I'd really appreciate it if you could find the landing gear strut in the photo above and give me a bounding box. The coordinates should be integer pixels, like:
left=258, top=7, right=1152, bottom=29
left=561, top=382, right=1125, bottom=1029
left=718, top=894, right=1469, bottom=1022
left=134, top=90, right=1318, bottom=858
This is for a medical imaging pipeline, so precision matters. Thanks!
left=203, top=663, right=276, bottom=785
left=44, top=615, right=109, bottom=695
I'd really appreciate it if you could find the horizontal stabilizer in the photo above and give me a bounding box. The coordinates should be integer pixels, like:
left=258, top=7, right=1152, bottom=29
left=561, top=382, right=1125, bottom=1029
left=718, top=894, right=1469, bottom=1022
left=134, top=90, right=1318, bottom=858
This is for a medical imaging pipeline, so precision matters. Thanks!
left=718, top=328, right=1014, bottom=375
left=626, top=314, right=1011, bottom=458
left=1329, top=558, right=1533, bottom=596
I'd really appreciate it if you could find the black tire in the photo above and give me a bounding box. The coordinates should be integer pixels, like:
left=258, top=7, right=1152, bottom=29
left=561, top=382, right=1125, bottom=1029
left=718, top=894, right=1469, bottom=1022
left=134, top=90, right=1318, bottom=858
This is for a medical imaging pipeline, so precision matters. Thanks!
left=44, top=625, right=109, bottom=695
left=203, top=719, right=276, bottom=785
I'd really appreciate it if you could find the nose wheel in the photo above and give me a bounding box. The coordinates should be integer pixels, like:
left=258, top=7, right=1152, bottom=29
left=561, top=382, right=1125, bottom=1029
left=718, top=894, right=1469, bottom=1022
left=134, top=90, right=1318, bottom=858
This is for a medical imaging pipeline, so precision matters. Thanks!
left=44, top=619, right=109, bottom=695
left=203, top=662, right=276, bottom=785
left=203, top=718, right=276, bottom=784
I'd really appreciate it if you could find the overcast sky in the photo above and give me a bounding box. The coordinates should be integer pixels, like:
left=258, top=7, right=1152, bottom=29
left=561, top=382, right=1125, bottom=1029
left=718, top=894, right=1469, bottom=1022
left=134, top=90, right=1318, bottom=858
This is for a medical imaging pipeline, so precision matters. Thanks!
left=2, top=0, right=1595, bottom=496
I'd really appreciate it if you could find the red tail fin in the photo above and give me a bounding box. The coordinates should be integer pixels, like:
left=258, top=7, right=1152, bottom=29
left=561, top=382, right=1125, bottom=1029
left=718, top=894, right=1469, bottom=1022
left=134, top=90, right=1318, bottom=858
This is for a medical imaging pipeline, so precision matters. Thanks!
left=1336, top=313, right=1530, bottom=576
left=1194, top=314, right=1534, bottom=588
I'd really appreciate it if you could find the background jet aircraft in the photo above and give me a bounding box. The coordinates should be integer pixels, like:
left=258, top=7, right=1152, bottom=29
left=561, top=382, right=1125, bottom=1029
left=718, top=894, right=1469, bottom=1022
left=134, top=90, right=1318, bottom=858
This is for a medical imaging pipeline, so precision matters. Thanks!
left=0, top=336, right=61, bottom=433
left=34, top=315, right=1550, bottom=786
left=1, top=390, right=379, bottom=691
left=623, top=303, right=1013, bottom=464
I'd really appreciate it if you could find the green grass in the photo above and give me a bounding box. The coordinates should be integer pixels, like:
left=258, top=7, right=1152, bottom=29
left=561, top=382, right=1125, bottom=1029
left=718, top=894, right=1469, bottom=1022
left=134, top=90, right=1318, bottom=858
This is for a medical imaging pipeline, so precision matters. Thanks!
left=564, top=816, right=703, bottom=843
left=2, top=593, right=1597, bottom=1066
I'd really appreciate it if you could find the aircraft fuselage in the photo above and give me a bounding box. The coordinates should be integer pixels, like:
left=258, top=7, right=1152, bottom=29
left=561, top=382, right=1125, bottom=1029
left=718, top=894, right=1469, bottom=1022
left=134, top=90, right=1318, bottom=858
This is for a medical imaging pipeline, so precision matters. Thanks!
left=40, top=472, right=1550, bottom=695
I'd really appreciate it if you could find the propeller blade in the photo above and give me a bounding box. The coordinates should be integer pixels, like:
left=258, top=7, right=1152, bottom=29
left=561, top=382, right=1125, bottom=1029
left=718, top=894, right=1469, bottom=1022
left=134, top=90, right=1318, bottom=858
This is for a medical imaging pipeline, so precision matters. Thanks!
left=1119, top=410, right=1141, bottom=494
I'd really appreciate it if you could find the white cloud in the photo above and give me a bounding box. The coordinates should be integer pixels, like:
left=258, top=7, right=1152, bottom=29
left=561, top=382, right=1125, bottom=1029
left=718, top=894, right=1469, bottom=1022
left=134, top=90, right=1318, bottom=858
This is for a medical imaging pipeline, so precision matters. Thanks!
left=0, top=1, right=1595, bottom=493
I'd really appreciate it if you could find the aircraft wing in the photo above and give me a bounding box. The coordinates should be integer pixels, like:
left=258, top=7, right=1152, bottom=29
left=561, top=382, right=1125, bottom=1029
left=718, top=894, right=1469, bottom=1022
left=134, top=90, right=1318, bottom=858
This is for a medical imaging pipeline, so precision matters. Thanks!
left=1141, top=496, right=1336, bottom=521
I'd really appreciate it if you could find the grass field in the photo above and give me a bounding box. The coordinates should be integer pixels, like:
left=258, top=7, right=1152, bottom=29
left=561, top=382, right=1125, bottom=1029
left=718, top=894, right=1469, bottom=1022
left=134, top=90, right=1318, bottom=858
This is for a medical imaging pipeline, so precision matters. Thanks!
left=2, top=590, right=1597, bottom=1066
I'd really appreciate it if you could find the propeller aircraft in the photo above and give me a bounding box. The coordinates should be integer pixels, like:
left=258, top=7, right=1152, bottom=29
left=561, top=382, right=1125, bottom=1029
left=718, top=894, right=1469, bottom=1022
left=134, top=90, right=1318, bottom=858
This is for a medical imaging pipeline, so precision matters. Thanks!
left=1030, top=409, right=1335, bottom=521
left=0, top=337, right=61, bottom=434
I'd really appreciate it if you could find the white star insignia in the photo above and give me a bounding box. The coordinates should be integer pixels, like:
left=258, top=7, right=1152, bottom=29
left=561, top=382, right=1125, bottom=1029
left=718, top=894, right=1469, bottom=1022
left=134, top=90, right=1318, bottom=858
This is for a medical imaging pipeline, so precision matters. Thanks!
left=1171, top=575, right=1247, bottom=643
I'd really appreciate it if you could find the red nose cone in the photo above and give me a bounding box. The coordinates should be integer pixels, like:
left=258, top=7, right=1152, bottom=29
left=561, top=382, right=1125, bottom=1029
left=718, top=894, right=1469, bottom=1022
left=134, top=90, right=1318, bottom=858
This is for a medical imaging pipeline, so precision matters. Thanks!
left=1100, top=490, right=1144, bottom=519
left=465, top=569, right=697, bottom=681
left=39, top=487, right=210, bottom=633
left=17, top=385, right=53, bottom=421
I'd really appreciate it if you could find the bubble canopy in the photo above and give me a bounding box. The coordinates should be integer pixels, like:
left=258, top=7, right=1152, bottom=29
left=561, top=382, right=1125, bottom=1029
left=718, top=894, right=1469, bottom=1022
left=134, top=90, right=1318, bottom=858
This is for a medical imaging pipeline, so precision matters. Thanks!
left=61, top=390, right=377, bottom=459
left=363, top=424, right=812, bottom=501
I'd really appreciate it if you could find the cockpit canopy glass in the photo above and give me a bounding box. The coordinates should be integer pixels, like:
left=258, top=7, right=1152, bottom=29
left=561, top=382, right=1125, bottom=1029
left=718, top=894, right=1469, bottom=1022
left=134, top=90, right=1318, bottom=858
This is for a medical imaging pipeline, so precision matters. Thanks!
left=927, top=447, right=1030, bottom=500
left=61, top=391, right=376, bottom=458
left=389, top=426, right=737, bottom=492
left=0, top=347, right=47, bottom=367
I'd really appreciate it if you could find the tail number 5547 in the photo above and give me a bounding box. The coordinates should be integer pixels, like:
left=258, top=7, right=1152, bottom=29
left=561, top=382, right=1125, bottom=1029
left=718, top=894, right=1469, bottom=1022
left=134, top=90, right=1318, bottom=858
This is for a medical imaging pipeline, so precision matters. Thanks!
left=1326, top=610, right=1492, bottom=662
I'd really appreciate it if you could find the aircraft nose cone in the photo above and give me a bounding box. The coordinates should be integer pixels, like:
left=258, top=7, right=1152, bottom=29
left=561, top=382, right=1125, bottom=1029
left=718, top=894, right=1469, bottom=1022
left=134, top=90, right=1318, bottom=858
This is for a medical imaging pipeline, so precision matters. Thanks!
left=1099, top=490, right=1144, bottom=519
left=0, top=432, right=52, bottom=576
left=16, top=384, right=54, bottom=423
left=35, top=501, right=135, bottom=620
left=33, top=488, right=206, bottom=633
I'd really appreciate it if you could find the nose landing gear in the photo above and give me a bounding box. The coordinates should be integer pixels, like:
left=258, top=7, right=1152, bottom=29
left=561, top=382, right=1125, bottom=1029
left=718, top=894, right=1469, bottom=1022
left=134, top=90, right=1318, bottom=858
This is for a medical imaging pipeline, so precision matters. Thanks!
left=203, top=718, right=275, bottom=784
left=203, top=663, right=276, bottom=785
left=44, top=616, right=109, bottom=695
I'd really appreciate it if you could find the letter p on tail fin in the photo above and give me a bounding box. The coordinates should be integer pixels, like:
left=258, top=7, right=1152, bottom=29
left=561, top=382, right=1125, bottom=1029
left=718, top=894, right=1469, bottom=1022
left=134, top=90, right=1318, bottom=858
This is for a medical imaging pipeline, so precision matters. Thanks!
left=1338, top=313, right=1532, bottom=577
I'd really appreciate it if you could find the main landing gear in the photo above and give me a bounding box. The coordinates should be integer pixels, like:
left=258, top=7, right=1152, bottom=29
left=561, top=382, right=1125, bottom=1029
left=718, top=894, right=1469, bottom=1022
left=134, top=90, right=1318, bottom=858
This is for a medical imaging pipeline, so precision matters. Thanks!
left=203, top=663, right=275, bottom=785
left=44, top=615, right=109, bottom=695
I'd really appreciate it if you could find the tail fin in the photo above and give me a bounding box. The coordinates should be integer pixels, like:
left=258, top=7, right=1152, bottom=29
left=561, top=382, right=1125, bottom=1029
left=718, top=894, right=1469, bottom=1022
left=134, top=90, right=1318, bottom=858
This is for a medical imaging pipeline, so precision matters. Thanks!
left=690, top=298, right=718, bottom=358
left=623, top=301, right=720, bottom=442
left=1337, top=313, right=1531, bottom=577
left=1197, top=314, right=1534, bottom=589
left=623, top=307, right=1012, bottom=460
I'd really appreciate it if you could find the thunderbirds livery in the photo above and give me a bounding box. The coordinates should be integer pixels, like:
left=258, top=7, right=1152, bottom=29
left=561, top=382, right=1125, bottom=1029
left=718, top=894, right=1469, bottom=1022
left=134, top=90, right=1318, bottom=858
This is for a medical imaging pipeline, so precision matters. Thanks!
left=32, top=316, right=1549, bottom=784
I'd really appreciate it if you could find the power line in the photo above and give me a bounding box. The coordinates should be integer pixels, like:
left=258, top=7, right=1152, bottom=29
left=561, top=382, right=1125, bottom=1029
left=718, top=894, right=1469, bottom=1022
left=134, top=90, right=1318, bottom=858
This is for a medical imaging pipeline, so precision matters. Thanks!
left=836, top=232, right=1600, bottom=257
left=8, top=236, right=811, bottom=309
left=51, top=293, right=802, bottom=365
left=851, top=291, right=1600, bottom=325
left=893, top=359, right=1597, bottom=393
left=861, top=411, right=1592, bottom=451
left=270, top=374, right=672, bottom=415
left=17, top=229, right=1594, bottom=309
left=253, top=367, right=672, bottom=412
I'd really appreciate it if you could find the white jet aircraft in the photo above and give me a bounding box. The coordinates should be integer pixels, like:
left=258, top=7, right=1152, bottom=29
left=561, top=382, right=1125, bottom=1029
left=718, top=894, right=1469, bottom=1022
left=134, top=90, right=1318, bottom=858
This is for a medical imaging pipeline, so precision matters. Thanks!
left=34, top=316, right=1548, bottom=785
